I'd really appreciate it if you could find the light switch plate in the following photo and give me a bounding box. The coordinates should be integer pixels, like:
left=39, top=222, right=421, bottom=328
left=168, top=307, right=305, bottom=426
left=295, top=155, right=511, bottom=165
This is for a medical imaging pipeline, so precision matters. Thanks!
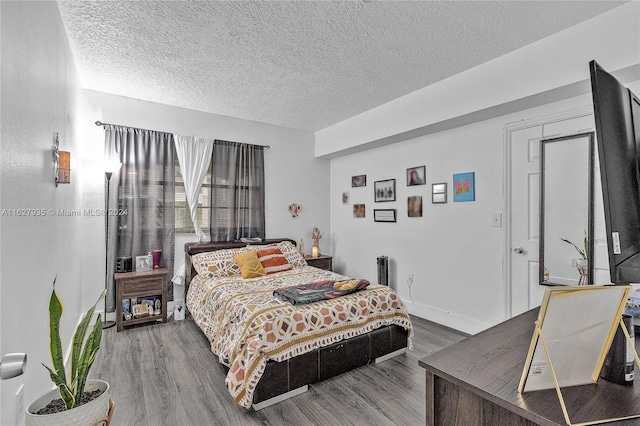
left=492, top=213, right=502, bottom=227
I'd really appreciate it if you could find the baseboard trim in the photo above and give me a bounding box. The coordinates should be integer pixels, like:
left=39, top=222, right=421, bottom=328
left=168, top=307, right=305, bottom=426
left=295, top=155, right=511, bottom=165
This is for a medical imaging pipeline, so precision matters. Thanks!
left=375, top=347, right=407, bottom=363
left=403, top=299, right=489, bottom=335
left=252, top=385, right=308, bottom=411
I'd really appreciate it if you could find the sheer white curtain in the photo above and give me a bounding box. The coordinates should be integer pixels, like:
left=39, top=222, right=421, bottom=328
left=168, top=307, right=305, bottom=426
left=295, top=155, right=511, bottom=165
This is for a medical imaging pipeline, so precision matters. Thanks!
left=174, top=134, right=214, bottom=242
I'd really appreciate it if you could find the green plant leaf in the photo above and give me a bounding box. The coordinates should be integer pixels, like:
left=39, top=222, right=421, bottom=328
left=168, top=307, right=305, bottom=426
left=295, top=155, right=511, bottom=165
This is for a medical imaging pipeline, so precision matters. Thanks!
left=74, top=313, right=103, bottom=404
left=58, top=384, right=75, bottom=411
left=43, top=365, right=75, bottom=409
left=43, top=280, right=105, bottom=410
left=43, top=364, right=64, bottom=388
left=559, top=237, right=587, bottom=260
left=48, top=278, right=67, bottom=388
left=69, top=290, right=102, bottom=392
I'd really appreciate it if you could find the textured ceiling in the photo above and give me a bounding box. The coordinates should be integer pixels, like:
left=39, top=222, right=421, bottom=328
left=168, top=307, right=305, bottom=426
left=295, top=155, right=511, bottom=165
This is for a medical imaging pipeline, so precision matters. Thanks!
left=57, top=1, right=625, bottom=131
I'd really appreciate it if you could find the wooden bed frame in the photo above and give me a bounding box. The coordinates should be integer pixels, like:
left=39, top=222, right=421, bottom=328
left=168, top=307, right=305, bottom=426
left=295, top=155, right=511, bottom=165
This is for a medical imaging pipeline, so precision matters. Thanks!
left=184, top=238, right=409, bottom=410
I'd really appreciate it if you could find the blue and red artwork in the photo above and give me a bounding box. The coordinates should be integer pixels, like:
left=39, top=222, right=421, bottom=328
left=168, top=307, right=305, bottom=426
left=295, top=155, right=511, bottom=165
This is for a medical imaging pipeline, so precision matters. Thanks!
left=453, top=172, right=475, bottom=202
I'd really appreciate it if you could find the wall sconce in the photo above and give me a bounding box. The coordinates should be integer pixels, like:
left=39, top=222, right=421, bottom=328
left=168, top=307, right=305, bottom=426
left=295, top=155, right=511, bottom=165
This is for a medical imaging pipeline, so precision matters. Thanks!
left=53, top=132, right=70, bottom=187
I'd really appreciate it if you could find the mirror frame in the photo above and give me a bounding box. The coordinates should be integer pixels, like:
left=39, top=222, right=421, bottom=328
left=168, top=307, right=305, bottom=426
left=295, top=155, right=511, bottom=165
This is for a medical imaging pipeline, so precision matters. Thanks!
left=539, top=131, right=595, bottom=286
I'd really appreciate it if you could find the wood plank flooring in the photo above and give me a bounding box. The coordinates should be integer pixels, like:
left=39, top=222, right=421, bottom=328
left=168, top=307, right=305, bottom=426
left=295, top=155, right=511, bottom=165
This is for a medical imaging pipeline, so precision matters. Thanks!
left=91, top=315, right=467, bottom=426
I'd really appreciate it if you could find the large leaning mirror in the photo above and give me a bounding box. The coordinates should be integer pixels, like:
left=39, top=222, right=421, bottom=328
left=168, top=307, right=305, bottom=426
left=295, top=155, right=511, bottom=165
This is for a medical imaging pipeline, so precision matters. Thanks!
left=540, top=132, right=595, bottom=286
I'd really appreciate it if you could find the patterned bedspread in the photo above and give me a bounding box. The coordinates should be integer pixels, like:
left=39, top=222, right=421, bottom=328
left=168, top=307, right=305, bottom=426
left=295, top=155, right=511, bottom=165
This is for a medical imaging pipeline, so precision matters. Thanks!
left=187, top=265, right=413, bottom=408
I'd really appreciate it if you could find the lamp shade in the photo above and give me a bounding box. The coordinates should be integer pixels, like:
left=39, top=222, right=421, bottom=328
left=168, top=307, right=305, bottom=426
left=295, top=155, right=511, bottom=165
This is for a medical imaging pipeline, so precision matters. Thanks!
left=57, top=151, right=71, bottom=184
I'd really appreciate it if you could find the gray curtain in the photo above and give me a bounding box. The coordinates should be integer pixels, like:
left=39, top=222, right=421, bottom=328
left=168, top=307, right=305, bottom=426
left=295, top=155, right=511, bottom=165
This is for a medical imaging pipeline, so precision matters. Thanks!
left=104, top=125, right=175, bottom=311
left=210, top=140, right=265, bottom=241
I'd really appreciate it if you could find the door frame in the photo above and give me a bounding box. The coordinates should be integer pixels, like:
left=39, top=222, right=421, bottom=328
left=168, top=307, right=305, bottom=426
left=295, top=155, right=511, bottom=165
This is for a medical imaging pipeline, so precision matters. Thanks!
left=503, top=106, right=594, bottom=319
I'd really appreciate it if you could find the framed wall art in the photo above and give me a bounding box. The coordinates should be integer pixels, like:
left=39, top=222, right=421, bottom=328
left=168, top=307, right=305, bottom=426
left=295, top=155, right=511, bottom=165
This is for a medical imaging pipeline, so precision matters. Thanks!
left=374, top=179, right=396, bottom=202
left=407, top=166, right=426, bottom=186
left=342, top=191, right=350, bottom=205
left=352, top=175, right=367, bottom=187
left=374, top=209, right=397, bottom=223
left=453, top=172, right=475, bottom=202
left=408, top=196, right=422, bottom=217
left=432, top=182, right=447, bottom=204
left=353, top=204, right=365, bottom=218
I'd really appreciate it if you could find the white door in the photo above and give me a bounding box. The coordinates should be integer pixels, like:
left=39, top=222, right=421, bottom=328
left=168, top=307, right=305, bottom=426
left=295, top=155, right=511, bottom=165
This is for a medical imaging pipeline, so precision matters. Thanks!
left=508, top=108, right=595, bottom=317
left=508, top=124, right=543, bottom=317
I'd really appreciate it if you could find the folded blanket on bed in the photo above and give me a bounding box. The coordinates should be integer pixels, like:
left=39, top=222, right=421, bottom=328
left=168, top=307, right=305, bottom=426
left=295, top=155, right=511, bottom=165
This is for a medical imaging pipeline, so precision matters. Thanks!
left=273, top=279, right=370, bottom=305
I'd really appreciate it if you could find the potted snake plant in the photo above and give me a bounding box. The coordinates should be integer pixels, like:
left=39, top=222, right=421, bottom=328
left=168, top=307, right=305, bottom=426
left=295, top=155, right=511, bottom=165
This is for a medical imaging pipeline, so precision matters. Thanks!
left=25, top=278, right=112, bottom=426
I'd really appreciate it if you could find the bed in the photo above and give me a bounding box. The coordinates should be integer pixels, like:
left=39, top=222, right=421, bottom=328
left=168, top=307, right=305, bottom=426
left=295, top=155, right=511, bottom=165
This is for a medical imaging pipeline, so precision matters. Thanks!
left=184, top=238, right=413, bottom=410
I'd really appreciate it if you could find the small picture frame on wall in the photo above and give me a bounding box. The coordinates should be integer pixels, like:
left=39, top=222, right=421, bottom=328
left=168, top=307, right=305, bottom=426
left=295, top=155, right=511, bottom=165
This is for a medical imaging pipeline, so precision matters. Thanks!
left=352, top=175, right=367, bottom=187
left=342, top=191, right=350, bottom=205
left=374, top=179, right=396, bottom=202
left=408, top=196, right=422, bottom=217
left=353, top=204, right=365, bottom=218
left=432, top=182, right=447, bottom=204
left=374, top=209, right=397, bottom=223
left=453, top=172, right=475, bottom=202
left=407, top=166, right=426, bottom=186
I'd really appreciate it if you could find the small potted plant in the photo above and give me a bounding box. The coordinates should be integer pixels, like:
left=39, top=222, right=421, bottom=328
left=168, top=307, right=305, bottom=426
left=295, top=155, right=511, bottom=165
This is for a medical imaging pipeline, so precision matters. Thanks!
left=560, top=232, right=589, bottom=284
left=25, top=278, right=113, bottom=426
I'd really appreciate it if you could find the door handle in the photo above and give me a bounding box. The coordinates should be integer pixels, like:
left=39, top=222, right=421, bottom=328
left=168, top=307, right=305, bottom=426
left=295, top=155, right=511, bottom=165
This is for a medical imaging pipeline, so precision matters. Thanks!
left=513, top=247, right=525, bottom=254
left=0, top=353, right=27, bottom=380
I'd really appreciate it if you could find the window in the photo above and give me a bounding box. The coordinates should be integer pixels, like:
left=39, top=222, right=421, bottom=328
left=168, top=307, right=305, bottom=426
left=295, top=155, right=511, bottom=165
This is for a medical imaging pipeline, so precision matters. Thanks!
left=174, top=158, right=212, bottom=234
left=174, top=142, right=265, bottom=241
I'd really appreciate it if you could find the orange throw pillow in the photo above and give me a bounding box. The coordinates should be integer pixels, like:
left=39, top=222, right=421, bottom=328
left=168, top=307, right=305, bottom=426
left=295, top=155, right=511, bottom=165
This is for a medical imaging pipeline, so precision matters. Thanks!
left=256, top=247, right=292, bottom=274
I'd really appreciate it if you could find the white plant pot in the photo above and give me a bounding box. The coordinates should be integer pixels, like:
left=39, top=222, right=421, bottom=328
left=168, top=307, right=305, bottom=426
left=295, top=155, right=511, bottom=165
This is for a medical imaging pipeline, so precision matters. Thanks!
left=576, top=258, right=589, bottom=285
left=25, top=379, right=110, bottom=426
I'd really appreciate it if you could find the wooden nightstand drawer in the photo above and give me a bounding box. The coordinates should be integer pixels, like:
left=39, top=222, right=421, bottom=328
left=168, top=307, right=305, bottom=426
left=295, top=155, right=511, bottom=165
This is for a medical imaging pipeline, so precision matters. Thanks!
left=305, top=255, right=332, bottom=271
left=121, top=276, right=164, bottom=297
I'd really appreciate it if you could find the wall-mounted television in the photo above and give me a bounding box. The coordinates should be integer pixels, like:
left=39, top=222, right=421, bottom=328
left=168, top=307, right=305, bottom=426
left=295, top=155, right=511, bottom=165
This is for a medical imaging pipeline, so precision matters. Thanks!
left=590, top=60, right=640, bottom=284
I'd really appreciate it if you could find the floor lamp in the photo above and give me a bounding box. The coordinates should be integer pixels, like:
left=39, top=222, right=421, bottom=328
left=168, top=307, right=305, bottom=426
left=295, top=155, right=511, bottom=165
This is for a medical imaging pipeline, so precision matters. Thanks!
left=103, top=163, right=121, bottom=329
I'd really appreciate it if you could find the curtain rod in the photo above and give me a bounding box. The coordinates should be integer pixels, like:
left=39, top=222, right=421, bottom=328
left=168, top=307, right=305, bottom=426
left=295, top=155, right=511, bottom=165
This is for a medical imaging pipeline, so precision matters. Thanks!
left=94, top=121, right=271, bottom=149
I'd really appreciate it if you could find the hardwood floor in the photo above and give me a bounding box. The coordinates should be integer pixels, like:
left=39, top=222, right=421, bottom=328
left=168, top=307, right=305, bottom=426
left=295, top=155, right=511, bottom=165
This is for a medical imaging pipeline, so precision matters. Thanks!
left=91, top=315, right=467, bottom=426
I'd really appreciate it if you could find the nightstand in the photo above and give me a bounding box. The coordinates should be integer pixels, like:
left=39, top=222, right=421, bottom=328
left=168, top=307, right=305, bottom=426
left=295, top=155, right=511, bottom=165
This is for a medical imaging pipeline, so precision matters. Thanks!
left=115, top=268, right=168, bottom=332
left=305, top=255, right=333, bottom=271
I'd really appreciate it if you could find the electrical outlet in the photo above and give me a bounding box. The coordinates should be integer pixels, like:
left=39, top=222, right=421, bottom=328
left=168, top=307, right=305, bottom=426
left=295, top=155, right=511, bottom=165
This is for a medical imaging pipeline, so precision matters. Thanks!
left=570, top=258, right=578, bottom=267
left=15, top=384, right=25, bottom=426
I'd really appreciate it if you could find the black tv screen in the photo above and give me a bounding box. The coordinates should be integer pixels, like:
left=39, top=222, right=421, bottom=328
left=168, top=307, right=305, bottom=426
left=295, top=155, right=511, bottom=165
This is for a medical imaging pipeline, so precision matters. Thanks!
left=590, top=60, right=640, bottom=284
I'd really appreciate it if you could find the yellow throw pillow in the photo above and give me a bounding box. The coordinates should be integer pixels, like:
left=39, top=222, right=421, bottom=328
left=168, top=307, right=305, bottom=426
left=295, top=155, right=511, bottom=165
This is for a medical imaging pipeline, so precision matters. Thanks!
left=233, top=250, right=266, bottom=279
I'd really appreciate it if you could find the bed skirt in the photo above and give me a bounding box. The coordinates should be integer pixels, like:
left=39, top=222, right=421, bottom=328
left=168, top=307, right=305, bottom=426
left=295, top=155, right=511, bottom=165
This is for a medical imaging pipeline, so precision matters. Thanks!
left=251, top=324, right=408, bottom=406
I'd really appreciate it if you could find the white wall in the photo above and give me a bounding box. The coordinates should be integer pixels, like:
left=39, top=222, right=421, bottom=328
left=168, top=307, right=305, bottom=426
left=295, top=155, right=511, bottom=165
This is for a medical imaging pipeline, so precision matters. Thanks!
left=80, top=91, right=329, bottom=310
left=0, top=2, right=84, bottom=424
left=330, top=81, right=640, bottom=335
left=324, top=2, right=640, bottom=334
left=329, top=94, right=591, bottom=334
left=316, top=2, right=640, bottom=158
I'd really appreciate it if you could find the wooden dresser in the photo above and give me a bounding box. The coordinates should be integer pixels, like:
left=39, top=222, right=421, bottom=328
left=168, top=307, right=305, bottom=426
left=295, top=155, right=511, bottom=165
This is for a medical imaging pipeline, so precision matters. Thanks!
left=419, top=308, right=640, bottom=425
